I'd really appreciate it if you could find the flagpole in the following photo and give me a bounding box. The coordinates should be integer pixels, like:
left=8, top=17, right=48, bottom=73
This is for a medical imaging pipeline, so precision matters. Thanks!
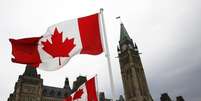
left=99, top=8, right=116, bottom=101
left=95, top=74, right=99, bottom=101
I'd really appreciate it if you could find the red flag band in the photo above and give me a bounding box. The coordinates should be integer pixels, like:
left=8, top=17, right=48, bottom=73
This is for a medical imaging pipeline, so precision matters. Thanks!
left=64, top=77, right=98, bottom=101
left=10, top=13, right=103, bottom=71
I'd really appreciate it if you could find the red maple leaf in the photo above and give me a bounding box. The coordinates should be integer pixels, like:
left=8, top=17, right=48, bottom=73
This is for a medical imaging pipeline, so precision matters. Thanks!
left=42, top=27, right=75, bottom=65
left=73, top=89, right=84, bottom=100
left=64, top=96, right=72, bottom=101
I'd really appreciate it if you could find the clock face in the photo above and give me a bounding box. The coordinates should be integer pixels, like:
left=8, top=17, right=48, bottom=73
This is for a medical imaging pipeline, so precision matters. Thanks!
left=122, top=44, right=127, bottom=51
left=128, top=44, right=133, bottom=49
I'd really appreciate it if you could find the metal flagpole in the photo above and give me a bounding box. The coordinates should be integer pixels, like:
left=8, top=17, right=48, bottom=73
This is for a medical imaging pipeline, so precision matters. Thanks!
left=95, top=74, right=99, bottom=101
left=99, top=8, right=116, bottom=101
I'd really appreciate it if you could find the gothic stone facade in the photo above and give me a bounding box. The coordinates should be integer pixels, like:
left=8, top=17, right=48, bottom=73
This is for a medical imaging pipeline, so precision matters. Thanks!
left=8, top=65, right=124, bottom=101
left=160, top=93, right=185, bottom=101
left=118, top=23, right=153, bottom=101
left=8, top=65, right=86, bottom=101
left=99, top=92, right=124, bottom=101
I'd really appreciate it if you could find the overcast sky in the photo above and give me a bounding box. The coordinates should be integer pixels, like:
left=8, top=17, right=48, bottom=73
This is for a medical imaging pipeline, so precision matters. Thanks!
left=0, top=0, right=201, bottom=101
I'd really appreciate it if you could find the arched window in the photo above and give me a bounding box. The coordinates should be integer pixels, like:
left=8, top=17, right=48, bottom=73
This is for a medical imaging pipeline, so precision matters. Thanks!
left=42, top=89, right=47, bottom=95
left=57, top=91, right=61, bottom=97
left=50, top=90, right=55, bottom=96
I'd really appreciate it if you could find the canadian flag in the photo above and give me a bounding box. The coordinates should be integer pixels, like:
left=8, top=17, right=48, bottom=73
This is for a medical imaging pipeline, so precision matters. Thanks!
left=64, top=77, right=98, bottom=101
left=10, top=13, right=103, bottom=70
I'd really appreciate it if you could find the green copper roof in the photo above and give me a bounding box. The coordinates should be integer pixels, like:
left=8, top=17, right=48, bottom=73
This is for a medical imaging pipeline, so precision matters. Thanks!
left=120, top=23, right=131, bottom=41
left=23, top=65, right=38, bottom=77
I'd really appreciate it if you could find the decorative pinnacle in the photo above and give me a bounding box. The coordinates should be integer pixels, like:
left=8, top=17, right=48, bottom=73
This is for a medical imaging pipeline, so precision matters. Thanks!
left=100, top=8, right=104, bottom=12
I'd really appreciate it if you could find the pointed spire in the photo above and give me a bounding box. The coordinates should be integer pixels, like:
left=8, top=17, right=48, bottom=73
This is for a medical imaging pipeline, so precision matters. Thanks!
left=23, top=65, right=38, bottom=77
left=134, top=43, right=138, bottom=49
left=116, top=16, right=131, bottom=41
left=120, top=23, right=131, bottom=41
left=64, top=77, right=70, bottom=88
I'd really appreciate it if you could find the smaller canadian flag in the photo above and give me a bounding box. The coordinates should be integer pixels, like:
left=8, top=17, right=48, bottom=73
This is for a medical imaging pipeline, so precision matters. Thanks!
left=64, top=77, right=98, bottom=101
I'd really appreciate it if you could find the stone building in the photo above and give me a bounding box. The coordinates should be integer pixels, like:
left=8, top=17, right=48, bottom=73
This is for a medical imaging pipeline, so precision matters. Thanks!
left=98, top=92, right=124, bottom=101
left=160, top=93, right=185, bottom=101
left=117, top=23, right=153, bottom=101
left=8, top=65, right=125, bottom=101
left=8, top=65, right=86, bottom=101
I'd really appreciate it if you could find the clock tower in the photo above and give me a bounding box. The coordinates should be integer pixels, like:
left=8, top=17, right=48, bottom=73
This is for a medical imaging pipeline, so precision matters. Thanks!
left=118, top=23, right=153, bottom=101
